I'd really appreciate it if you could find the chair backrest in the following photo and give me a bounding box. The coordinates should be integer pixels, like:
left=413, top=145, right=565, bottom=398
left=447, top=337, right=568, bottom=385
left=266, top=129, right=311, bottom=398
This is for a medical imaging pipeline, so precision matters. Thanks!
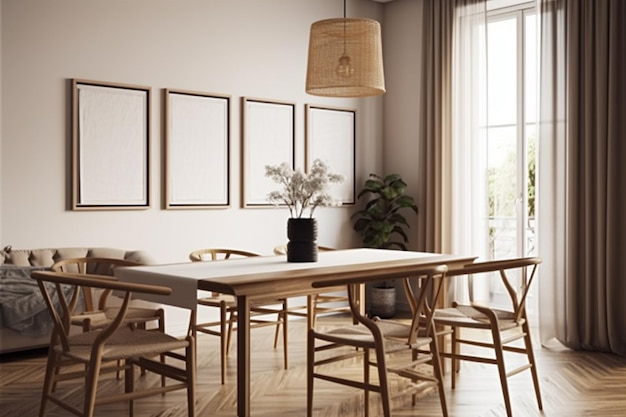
left=51, top=257, right=142, bottom=311
left=446, top=257, right=541, bottom=322
left=189, top=248, right=260, bottom=262
left=30, top=270, right=171, bottom=354
left=346, top=264, right=448, bottom=343
left=273, top=245, right=286, bottom=255
left=402, top=264, right=448, bottom=316
left=396, top=265, right=449, bottom=342
left=189, top=249, right=260, bottom=300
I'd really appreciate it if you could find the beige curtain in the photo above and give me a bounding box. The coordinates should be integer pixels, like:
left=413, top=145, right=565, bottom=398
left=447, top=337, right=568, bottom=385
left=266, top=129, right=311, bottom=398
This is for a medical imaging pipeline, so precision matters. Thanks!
left=417, top=0, right=486, bottom=256
left=417, top=0, right=454, bottom=254
left=538, top=0, right=626, bottom=355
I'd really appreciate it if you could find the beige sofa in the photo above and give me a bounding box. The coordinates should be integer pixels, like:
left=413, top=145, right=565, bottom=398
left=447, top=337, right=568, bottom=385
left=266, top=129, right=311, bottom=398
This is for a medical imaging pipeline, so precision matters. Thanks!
left=0, top=246, right=155, bottom=354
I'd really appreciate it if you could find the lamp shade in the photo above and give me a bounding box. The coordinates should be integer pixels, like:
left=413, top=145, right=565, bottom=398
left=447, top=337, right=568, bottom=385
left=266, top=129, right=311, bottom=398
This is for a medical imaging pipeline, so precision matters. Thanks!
left=306, top=17, right=385, bottom=98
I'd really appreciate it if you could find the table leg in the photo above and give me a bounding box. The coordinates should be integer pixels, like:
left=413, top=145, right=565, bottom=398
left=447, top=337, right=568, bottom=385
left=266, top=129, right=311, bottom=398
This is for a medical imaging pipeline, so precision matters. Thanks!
left=357, top=283, right=365, bottom=323
left=237, top=295, right=251, bottom=417
left=306, top=295, right=314, bottom=329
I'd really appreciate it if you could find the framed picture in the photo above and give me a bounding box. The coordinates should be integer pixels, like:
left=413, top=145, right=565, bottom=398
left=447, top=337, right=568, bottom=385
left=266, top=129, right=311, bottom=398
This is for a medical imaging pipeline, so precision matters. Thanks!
left=305, top=104, right=356, bottom=205
left=164, top=89, right=230, bottom=208
left=241, top=97, right=295, bottom=207
left=72, top=79, right=150, bottom=210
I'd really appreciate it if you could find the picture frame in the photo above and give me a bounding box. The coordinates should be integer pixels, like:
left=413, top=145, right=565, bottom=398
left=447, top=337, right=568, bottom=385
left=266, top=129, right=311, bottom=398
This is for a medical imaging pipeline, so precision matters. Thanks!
left=305, top=104, right=356, bottom=205
left=241, top=97, right=295, bottom=207
left=164, top=89, right=230, bottom=209
left=72, top=79, right=150, bottom=210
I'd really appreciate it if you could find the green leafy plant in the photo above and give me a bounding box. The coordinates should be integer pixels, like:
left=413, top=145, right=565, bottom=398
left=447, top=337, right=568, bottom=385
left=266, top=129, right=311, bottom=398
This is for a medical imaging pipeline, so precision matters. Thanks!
left=352, top=173, right=418, bottom=250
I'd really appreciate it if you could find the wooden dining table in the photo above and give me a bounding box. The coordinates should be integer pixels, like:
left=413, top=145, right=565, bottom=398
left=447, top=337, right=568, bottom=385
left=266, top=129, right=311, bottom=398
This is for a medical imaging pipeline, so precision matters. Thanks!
left=115, top=248, right=475, bottom=417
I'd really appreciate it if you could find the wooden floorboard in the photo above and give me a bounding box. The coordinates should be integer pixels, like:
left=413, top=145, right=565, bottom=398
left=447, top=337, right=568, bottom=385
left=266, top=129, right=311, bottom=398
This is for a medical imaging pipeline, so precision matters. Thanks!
left=1, top=314, right=625, bottom=417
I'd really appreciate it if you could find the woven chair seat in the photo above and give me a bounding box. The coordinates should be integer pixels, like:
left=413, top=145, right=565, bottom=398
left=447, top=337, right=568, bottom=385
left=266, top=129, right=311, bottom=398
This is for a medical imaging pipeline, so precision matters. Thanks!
left=322, top=324, right=373, bottom=344
left=59, top=327, right=189, bottom=362
left=374, top=319, right=433, bottom=353
left=324, top=320, right=433, bottom=351
left=434, top=304, right=520, bottom=330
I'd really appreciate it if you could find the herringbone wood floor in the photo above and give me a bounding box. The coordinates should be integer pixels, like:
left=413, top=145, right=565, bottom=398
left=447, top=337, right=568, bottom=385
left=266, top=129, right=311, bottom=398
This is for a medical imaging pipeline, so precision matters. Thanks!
left=1, top=314, right=625, bottom=417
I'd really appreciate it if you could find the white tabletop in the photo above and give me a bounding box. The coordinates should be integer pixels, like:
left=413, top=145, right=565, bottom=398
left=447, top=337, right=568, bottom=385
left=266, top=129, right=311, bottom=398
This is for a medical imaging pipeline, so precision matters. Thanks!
left=115, top=248, right=475, bottom=309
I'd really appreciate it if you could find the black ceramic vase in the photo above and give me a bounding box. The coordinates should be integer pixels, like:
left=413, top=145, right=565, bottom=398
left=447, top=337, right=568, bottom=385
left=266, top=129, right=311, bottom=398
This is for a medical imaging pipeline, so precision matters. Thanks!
left=286, top=218, right=318, bottom=262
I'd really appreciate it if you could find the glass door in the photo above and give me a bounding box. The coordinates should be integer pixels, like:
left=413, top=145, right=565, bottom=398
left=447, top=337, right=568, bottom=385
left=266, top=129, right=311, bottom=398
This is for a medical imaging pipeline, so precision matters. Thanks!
left=481, top=7, right=537, bottom=315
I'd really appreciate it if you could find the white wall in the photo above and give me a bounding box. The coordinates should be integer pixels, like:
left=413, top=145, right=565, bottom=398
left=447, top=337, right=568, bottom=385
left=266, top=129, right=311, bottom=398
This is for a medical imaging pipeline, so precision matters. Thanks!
left=377, top=0, right=424, bottom=312
left=0, top=0, right=386, bottom=262
left=381, top=0, right=424, bottom=250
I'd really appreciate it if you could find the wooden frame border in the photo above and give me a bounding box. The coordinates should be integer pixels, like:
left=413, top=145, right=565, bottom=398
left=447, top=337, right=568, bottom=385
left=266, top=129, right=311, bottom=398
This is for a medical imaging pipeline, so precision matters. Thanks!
left=241, top=97, right=295, bottom=207
left=163, top=89, right=231, bottom=209
left=305, top=104, right=356, bottom=205
left=72, top=79, right=151, bottom=210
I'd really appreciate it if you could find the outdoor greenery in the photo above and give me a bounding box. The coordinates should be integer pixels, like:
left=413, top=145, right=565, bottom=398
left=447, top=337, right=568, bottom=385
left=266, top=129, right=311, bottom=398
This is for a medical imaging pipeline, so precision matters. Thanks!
left=352, top=173, right=418, bottom=250
left=487, top=136, right=537, bottom=258
left=527, top=138, right=536, bottom=217
left=487, top=136, right=536, bottom=218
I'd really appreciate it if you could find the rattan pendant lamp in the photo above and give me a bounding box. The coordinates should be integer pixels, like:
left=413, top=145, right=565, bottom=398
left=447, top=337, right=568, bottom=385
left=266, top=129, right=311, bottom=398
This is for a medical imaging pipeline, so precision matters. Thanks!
left=305, top=0, right=385, bottom=98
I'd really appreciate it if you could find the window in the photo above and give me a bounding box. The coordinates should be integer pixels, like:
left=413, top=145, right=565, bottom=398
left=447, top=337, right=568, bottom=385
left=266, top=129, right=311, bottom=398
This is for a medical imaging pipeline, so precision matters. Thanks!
left=483, top=4, right=537, bottom=313
left=453, top=1, right=538, bottom=315
left=483, top=5, right=537, bottom=262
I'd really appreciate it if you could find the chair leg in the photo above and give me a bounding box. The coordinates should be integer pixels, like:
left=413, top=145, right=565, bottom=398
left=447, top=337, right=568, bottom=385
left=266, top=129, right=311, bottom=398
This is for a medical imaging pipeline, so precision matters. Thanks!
left=39, top=347, right=59, bottom=417
left=451, top=326, right=458, bottom=389
left=49, top=331, right=64, bottom=393
left=116, top=359, right=124, bottom=379
left=430, top=335, right=449, bottom=417
left=282, top=300, right=289, bottom=369
left=137, top=323, right=147, bottom=377
left=522, top=321, right=543, bottom=410
left=186, top=337, right=197, bottom=417
left=364, top=349, right=370, bottom=417
left=191, top=312, right=199, bottom=373
left=273, top=303, right=283, bottom=349
left=159, top=311, right=167, bottom=388
left=311, top=294, right=318, bottom=328
left=352, top=289, right=360, bottom=326
left=220, top=305, right=228, bottom=385
left=491, top=328, right=513, bottom=417
left=125, top=359, right=135, bottom=417
left=411, top=350, right=418, bottom=406
left=159, top=353, right=167, bottom=390
left=306, top=328, right=315, bottom=417
left=374, top=345, right=391, bottom=417
left=82, top=353, right=103, bottom=417
left=226, top=310, right=236, bottom=356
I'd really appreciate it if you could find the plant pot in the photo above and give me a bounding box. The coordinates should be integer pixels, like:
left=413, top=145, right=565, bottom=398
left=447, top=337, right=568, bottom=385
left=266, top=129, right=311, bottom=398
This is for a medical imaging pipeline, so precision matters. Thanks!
left=369, top=286, right=396, bottom=319
left=286, top=218, right=318, bottom=262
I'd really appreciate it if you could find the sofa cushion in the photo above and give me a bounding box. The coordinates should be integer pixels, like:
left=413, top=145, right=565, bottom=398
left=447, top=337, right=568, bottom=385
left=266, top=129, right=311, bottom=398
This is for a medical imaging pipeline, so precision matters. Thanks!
left=1, top=246, right=155, bottom=267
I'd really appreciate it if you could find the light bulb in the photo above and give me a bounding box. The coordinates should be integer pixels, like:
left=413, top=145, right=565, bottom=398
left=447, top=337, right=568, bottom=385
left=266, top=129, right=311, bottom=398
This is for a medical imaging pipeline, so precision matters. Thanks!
left=336, top=54, right=354, bottom=78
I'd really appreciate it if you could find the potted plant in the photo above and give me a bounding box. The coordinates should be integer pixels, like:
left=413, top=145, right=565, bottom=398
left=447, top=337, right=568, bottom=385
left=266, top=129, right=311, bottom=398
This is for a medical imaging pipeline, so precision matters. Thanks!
left=352, top=173, right=418, bottom=318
